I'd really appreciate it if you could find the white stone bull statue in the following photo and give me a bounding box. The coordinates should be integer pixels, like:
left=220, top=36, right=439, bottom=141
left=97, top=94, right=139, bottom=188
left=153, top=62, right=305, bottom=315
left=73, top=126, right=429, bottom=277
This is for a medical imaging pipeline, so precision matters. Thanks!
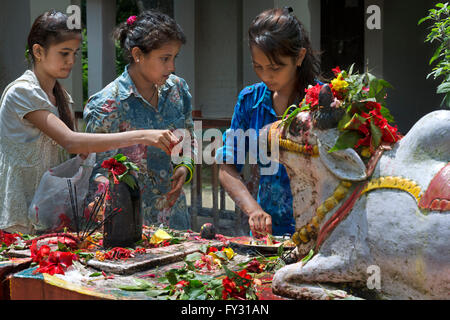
left=267, top=103, right=449, bottom=299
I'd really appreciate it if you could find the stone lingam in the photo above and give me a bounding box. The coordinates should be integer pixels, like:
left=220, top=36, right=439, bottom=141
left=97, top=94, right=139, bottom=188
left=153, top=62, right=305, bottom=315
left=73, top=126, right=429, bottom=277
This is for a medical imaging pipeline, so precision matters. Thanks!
left=103, top=175, right=142, bottom=248
left=101, top=155, right=143, bottom=249
left=264, top=85, right=449, bottom=299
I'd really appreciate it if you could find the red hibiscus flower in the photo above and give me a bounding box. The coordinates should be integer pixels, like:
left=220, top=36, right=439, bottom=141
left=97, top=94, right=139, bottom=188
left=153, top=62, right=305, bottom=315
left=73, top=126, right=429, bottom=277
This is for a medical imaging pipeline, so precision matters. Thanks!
left=222, top=269, right=253, bottom=300
left=30, top=241, right=51, bottom=263
left=101, top=158, right=127, bottom=184
left=245, top=258, right=263, bottom=273
left=207, top=246, right=218, bottom=254
left=0, top=230, right=22, bottom=247
left=35, top=251, right=77, bottom=275
left=353, top=104, right=400, bottom=152
left=304, top=83, right=323, bottom=108
left=332, top=66, right=341, bottom=76
left=175, top=280, right=190, bottom=290
left=30, top=241, right=78, bottom=275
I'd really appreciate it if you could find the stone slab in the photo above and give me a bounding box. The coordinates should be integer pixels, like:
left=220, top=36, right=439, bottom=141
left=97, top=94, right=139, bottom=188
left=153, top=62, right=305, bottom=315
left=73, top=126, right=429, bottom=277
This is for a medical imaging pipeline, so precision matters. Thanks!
left=86, top=239, right=224, bottom=275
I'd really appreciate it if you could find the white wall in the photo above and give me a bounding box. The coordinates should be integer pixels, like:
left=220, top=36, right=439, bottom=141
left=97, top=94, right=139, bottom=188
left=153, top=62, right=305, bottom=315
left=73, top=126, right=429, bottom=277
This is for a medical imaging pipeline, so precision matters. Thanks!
left=86, top=0, right=116, bottom=99
left=174, top=0, right=197, bottom=110
left=195, top=0, right=241, bottom=118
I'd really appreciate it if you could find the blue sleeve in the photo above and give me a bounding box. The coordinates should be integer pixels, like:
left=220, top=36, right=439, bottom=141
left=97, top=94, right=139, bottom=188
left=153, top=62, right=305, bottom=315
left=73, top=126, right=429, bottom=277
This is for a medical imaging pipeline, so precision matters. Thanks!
left=215, top=87, right=253, bottom=173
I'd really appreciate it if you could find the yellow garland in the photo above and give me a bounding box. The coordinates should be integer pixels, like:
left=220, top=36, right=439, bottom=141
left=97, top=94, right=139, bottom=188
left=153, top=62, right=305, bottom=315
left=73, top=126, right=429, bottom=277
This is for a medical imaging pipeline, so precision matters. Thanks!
left=361, top=176, right=422, bottom=203
left=292, top=181, right=352, bottom=245
left=278, top=138, right=319, bottom=157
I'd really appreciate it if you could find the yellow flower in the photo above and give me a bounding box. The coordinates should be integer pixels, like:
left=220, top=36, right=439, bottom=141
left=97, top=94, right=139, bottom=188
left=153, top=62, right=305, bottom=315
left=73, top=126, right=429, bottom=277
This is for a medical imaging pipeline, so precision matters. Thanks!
left=95, top=251, right=105, bottom=261
left=222, top=247, right=235, bottom=260
left=361, top=147, right=372, bottom=158
left=331, top=74, right=349, bottom=92
left=149, top=229, right=172, bottom=245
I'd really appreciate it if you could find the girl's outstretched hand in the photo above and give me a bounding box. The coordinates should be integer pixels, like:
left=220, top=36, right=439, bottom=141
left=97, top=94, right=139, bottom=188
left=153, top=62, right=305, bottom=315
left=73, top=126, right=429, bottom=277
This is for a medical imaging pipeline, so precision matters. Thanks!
left=144, top=129, right=181, bottom=155
left=166, top=166, right=188, bottom=207
left=248, top=209, right=273, bottom=237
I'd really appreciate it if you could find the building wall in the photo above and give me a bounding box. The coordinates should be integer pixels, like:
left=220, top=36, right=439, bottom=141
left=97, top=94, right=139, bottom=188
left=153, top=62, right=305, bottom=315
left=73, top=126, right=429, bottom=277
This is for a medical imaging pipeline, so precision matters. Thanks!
left=174, top=0, right=196, bottom=109
left=0, top=0, right=83, bottom=112
left=0, top=0, right=31, bottom=93
left=192, top=0, right=318, bottom=118
left=195, top=0, right=242, bottom=118
left=383, top=0, right=442, bottom=133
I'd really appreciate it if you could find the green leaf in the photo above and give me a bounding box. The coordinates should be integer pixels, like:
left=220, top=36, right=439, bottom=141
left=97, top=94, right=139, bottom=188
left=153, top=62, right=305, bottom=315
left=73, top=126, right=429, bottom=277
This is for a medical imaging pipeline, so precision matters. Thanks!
left=119, top=174, right=136, bottom=190
left=185, top=252, right=203, bottom=262
left=380, top=106, right=395, bottom=123
left=301, top=249, right=315, bottom=266
left=89, top=272, right=102, bottom=277
left=430, top=43, right=445, bottom=65
left=328, top=131, right=362, bottom=153
left=113, top=154, right=127, bottom=162
left=418, top=16, right=431, bottom=25
left=343, top=113, right=367, bottom=131
left=118, top=278, right=153, bottom=291
left=441, top=92, right=450, bottom=107
left=222, top=264, right=237, bottom=279
left=118, top=284, right=149, bottom=291
left=337, top=112, right=352, bottom=130
left=370, top=121, right=382, bottom=148
left=277, top=244, right=284, bottom=257
left=145, top=289, right=167, bottom=297
left=124, top=162, right=140, bottom=172
left=188, top=287, right=206, bottom=300
left=436, top=81, right=450, bottom=93
left=299, top=105, right=310, bottom=111
left=199, top=245, right=209, bottom=254
left=165, top=270, right=178, bottom=286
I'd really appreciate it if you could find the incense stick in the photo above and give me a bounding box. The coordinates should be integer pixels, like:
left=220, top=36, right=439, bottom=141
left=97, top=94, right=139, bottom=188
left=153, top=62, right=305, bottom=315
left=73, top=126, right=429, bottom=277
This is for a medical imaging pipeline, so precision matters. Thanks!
left=67, top=179, right=79, bottom=237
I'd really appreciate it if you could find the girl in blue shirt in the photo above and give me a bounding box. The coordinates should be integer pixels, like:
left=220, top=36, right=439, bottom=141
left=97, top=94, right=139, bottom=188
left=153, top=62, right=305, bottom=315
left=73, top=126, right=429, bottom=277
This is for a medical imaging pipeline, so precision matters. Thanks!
left=217, top=8, right=321, bottom=237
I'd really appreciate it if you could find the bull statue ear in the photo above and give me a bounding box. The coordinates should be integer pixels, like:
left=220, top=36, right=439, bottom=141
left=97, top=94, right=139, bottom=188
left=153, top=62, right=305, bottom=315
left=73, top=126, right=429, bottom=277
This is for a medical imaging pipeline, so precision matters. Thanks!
left=316, top=129, right=367, bottom=181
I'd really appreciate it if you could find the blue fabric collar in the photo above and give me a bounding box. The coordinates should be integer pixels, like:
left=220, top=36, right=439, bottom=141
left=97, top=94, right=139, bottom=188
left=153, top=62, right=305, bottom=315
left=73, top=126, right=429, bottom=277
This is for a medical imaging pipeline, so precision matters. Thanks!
left=251, top=82, right=277, bottom=117
left=117, top=64, right=175, bottom=101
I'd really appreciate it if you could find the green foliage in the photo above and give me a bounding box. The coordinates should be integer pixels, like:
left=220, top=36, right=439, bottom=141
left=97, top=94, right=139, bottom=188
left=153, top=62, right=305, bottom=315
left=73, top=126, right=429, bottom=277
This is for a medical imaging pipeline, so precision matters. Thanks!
left=115, top=0, right=140, bottom=75
left=419, top=2, right=450, bottom=108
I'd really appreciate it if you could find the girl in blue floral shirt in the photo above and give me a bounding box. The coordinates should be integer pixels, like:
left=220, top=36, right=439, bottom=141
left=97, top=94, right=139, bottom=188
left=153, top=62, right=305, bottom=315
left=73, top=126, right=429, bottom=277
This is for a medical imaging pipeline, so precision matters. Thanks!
left=217, top=8, right=321, bottom=236
left=84, top=11, right=196, bottom=230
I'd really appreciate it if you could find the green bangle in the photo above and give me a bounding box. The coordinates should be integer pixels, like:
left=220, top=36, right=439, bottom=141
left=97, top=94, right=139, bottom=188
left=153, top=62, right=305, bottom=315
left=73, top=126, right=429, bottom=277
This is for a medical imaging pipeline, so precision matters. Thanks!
left=174, top=163, right=194, bottom=184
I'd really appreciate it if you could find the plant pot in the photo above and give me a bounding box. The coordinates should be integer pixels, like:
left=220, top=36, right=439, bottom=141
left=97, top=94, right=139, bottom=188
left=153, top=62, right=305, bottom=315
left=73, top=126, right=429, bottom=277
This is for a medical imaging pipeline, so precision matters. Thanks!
left=103, top=176, right=142, bottom=248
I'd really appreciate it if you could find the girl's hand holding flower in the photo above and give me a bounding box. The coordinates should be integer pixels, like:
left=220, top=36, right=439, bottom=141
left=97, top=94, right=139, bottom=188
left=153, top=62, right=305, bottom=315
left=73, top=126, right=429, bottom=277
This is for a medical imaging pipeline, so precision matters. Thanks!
left=144, top=129, right=181, bottom=155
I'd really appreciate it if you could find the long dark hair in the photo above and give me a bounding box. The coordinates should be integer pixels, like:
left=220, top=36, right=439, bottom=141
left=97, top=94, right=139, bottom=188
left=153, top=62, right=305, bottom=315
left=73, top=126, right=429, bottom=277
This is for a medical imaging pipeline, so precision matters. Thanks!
left=27, top=10, right=81, bottom=130
left=248, top=8, right=321, bottom=100
left=114, top=10, right=186, bottom=63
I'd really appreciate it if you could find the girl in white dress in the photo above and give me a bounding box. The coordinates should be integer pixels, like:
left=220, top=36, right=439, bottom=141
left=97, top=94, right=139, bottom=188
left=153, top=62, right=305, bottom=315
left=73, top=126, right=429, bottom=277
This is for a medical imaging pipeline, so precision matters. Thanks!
left=0, top=10, right=180, bottom=233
